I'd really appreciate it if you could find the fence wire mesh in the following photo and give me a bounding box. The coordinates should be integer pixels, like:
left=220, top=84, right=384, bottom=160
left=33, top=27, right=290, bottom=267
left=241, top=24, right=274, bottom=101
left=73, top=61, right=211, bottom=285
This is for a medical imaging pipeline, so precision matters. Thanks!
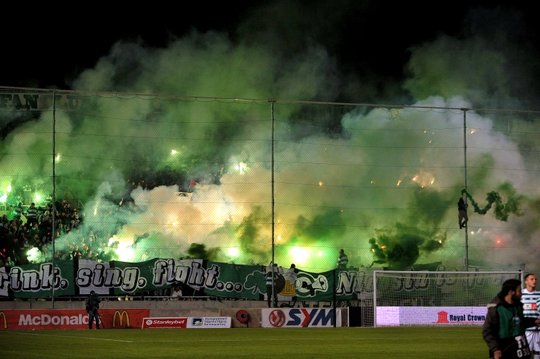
left=1, top=88, right=539, bottom=273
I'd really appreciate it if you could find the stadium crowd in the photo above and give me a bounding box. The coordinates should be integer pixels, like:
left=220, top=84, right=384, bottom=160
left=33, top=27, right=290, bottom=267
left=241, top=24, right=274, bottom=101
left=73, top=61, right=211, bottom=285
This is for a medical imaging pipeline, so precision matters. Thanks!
left=0, top=199, right=82, bottom=267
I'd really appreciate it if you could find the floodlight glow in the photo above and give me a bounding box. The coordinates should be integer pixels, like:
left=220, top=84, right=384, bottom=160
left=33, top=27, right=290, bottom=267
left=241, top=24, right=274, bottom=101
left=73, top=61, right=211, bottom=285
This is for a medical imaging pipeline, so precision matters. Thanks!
left=213, top=203, right=233, bottom=223
left=227, top=247, right=240, bottom=258
left=290, top=247, right=309, bottom=265
left=34, top=193, right=43, bottom=203
left=115, top=242, right=135, bottom=261
left=234, top=161, right=248, bottom=174
left=26, top=247, right=41, bottom=262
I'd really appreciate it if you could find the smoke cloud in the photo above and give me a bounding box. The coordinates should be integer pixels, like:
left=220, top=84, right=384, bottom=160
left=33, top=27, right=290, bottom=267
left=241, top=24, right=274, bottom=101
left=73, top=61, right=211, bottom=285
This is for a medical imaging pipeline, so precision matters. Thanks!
left=2, top=2, right=540, bottom=273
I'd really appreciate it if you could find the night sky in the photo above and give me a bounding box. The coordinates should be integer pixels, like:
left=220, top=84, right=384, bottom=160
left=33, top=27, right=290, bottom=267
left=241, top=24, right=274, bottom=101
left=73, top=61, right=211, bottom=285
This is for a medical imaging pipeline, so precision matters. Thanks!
left=3, top=1, right=540, bottom=107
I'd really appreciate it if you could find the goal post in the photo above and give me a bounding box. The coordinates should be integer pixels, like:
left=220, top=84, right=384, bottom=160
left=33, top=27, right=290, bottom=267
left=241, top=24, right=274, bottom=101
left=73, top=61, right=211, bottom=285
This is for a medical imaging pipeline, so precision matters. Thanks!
left=372, top=270, right=523, bottom=327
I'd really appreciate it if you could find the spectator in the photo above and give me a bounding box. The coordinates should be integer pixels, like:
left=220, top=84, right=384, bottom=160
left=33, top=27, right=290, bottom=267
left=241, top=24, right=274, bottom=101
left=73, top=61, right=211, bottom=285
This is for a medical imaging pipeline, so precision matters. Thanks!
left=265, top=262, right=281, bottom=308
left=26, top=203, right=38, bottom=225
left=458, top=196, right=468, bottom=229
left=284, top=263, right=298, bottom=307
left=14, top=202, right=23, bottom=220
left=85, top=290, right=101, bottom=329
left=337, top=249, right=348, bottom=270
left=170, top=283, right=183, bottom=299
left=522, top=273, right=540, bottom=359
left=482, top=278, right=540, bottom=359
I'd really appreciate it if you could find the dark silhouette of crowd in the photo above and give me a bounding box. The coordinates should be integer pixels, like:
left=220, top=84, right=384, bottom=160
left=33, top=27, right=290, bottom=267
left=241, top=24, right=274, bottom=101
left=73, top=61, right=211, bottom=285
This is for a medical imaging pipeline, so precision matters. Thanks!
left=0, top=171, right=201, bottom=270
left=0, top=199, right=81, bottom=267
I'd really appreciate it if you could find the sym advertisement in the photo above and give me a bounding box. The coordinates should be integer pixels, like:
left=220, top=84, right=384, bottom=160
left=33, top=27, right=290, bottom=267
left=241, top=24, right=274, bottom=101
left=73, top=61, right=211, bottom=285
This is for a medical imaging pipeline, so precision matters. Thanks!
left=261, top=308, right=341, bottom=328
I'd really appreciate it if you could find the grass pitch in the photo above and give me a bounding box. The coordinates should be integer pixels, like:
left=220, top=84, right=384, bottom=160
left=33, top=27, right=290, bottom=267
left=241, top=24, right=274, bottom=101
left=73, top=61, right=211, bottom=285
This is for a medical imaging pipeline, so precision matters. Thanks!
left=0, top=326, right=486, bottom=359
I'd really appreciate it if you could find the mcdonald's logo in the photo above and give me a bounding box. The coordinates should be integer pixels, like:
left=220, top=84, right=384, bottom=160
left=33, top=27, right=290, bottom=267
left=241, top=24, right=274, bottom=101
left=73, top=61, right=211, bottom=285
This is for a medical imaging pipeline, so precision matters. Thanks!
left=0, top=312, right=7, bottom=329
left=112, top=311, right=130, bottom=328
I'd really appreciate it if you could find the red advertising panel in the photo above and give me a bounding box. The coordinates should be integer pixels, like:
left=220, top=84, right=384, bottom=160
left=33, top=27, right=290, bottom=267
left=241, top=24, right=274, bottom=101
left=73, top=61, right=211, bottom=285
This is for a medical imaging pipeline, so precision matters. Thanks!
left=141, top=317, right=188, bottom=329
left=140, top=317, right=232, bottom=329
left=105, top=309, right=149, bottom=329
left=0, top=309, right=149, bottom=330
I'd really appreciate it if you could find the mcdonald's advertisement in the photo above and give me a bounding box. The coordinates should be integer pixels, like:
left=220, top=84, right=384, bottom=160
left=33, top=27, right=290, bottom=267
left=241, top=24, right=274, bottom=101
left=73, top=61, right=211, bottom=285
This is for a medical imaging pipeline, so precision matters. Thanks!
left=0, top=309, right=149, bottom=330
left=0, top=258, right=357, bottom=301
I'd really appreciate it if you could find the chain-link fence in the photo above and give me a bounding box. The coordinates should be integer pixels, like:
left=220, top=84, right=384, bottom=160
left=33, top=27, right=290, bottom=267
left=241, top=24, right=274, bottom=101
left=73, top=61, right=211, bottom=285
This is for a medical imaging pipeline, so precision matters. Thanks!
left=1, top=88, right=539, bottom=273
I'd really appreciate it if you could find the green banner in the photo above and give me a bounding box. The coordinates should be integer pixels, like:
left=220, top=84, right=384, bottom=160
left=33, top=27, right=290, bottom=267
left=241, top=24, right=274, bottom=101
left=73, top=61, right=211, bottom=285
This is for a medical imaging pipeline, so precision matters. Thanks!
left=5, top=261, right=75, bottom=298
left=296, top=269, right=338, bottom=301
left=0, top=258, right=358, bottom=300
left=109, top=259, right=157, bottom=295
left=204, top=262, right=263, bottom=299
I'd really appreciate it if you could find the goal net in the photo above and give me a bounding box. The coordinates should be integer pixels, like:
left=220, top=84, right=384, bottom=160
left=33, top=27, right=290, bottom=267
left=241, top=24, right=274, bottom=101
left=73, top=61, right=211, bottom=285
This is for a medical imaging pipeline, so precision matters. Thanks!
left=372, top=270, right=522, bottom=327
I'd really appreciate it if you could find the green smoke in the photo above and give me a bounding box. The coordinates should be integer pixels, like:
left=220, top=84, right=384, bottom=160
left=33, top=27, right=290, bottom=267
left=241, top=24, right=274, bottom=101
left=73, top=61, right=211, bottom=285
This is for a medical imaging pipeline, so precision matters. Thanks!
left=186, top=243, right=221, bottom=261
left=295, top=208, right=346, bottom=240
left=462, top=182, right=524, bottom=221
left=2, top=3, right=540, bottom=274
left=235, top=206, right=271, bottom=263
left=368, top=223, right=446, bottom=270
left=367, top=188, right=450, bottom=269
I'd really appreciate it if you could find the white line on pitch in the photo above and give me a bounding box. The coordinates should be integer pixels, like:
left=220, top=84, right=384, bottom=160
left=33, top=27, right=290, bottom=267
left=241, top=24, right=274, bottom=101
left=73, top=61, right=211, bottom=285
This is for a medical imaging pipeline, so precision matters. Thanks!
left=15, top=332, right=134, bottom=343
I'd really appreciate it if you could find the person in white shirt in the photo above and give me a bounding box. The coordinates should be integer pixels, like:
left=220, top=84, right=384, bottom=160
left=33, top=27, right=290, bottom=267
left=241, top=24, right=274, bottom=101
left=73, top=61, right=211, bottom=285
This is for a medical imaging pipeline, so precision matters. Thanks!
left=522, top=273, right=540, bottom=359
left=284, top=263, right=298, bottom=307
